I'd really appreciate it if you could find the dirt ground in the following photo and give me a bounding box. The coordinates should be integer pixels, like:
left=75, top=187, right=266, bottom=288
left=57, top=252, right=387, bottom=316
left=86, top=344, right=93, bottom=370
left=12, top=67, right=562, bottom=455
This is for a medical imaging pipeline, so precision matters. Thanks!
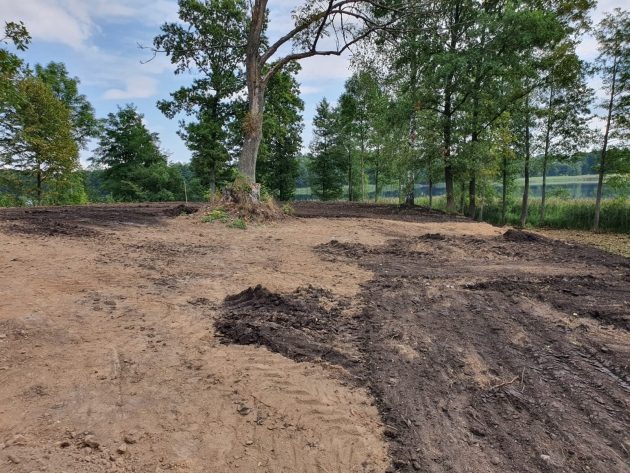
left=0, top=202, right=628, bottom=473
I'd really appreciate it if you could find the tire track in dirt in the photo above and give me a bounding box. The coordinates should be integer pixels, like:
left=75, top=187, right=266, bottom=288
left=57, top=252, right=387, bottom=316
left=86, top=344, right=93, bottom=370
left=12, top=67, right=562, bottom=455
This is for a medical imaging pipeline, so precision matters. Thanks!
left=216, top=229, right=630, bottom=473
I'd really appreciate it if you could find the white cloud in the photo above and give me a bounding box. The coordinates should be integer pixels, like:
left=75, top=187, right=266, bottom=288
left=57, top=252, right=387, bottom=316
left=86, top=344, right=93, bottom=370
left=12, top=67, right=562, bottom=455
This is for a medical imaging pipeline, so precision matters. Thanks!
left=0, top=0, right=178, bottom=50
left=300, top=85, right=322, bottom=95
left=0, top=0, right=92, bottom=49
left=103, top=76, right=158, bottom=100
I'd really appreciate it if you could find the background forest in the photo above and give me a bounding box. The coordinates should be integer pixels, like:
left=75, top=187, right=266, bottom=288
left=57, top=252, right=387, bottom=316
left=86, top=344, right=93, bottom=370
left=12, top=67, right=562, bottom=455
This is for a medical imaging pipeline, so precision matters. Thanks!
left=1, top=0, right=628, bottom=232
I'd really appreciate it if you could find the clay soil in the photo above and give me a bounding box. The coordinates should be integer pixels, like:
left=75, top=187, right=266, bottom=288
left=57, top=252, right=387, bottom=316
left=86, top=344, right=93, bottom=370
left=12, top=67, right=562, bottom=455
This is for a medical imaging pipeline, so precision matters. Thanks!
left=0, top=202, right=628, bottom=473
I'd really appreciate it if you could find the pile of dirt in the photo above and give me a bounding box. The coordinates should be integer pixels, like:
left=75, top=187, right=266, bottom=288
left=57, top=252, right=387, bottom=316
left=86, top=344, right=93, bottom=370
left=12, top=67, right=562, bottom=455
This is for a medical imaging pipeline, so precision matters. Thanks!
left=215, top=285, right=359, bottom=366
left=0, top=203, right=202, bottom=238
left=502, top=228, right=544, bottom=242
left=161, top=204, right=198, bottom=217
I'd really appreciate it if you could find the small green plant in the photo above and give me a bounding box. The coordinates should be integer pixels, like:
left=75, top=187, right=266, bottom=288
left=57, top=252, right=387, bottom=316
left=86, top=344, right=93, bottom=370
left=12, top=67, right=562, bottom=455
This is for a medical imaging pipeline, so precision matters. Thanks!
left=228, top=218, right=247, bottom=230
left=282, top=202, right=295, bottom=215
left=201, top=208, right=229, bottom=223
left=260, top=185, right=273, bottom=203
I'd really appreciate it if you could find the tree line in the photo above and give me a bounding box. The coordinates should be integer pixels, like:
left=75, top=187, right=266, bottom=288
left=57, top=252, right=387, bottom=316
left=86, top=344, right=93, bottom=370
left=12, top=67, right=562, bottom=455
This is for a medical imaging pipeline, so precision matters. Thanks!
left=0, top=5, right=306, bottom=206
left=1, top=1, right=628, bottom=232
left=303, top=3, right=628, bottom=231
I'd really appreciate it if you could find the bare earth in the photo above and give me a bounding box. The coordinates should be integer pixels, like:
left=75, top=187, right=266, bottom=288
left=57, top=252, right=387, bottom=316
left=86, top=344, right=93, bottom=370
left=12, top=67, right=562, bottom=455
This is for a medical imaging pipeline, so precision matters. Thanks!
left=0, top=202, right=628, bottom=473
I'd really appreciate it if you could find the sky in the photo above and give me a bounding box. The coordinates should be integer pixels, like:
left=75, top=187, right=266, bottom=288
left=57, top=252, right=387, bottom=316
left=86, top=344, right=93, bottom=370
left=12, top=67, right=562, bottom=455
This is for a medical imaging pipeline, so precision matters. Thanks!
left=0, top=0, right=625, bottom=166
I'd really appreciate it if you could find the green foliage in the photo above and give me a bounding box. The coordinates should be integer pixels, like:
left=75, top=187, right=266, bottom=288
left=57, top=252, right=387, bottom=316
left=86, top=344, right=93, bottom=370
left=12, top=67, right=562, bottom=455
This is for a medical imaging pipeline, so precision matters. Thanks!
left=34, top=62, right=100, bottom=149
left=228, top=218, right=247, bottom=230
left=416, top=195, right=629, bottom=233
left=484, top=198, right=630, bottom=233
left=201, top=208, right=247, bottom=229
left=2, top=76, right=79, bottom=203
left=308, top=99, right=345, bottom=200
left=281, top=202, right=295, bottom=215
left=257, top=63, right=304, bottom=201
left=201, top=208, right=229, bottom=223
left=91, top=105, right=175, bottom=202
left=1, top=21, right=30, bottom=51
left=155, top=0, right=247, bottom=193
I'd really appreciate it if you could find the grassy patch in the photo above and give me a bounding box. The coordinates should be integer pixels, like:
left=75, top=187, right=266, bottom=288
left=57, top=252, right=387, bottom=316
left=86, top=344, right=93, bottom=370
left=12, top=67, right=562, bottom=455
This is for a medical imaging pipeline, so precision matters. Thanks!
left=201, top=208, right=247, bottom=230
left=481, top=198, right=630, bottom=233
left=201, top=208, right=229, bottom=223
left=227, top=218, right=247, bottom=230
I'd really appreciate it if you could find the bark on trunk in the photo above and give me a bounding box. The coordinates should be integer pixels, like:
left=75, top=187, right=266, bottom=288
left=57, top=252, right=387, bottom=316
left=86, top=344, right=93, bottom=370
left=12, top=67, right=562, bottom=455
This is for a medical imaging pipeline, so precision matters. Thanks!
left=593, top=55, right=617, bottom=231
left=374, top=167, right=379, bottom=203
left=468, top=176, right=476, bottom=220
left=428, top=178, right=433, bottom=209
left=404, top=172, right=415, bottom=206
left=540, top=87, right=553, bottom=223
left=36, top=168, right=42, bottom=205
left=238, top=0, right=267, bottom=183
left=501, top=155, right=508, bottom=225
left=239, top=87, right=265, bottom=182
left=348, top=151, right=353, bottom=201
left=209, top=161, right=217, bottom=197
left=445, top=165, right=455, bottom=212
left=520, top=95, right=532, bottom=227
left=540, top=157, right=548, bottom=222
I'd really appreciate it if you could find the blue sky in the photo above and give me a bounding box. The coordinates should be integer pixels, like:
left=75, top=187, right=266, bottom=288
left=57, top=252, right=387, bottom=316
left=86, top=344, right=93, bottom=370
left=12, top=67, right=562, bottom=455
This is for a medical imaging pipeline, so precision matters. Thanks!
left=0, top=0, right=624, bottom=166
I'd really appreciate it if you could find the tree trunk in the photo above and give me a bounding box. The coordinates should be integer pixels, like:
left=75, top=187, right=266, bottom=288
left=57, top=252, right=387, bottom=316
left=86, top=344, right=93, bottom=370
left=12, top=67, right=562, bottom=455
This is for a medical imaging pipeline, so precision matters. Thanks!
left=540, top=87, right=553, bottom=223
left=239, top=86, right=265, bottom=182
left=209, top=161, right=217, bottom=197
left=540, top=156, right=548, bottom=222
left=459, top=181, right=466, bottom=213
left=36, top=168, right=42, bottom=205
left=445, top=165, right=455, bottom=212
left=520, top=95, right=532, bottom=227
left=428, top=178, right=433, bottom=209
left=593, top=55, right=617, bottom=231
left=374, top=167, right=379, bottom=203
left=501, top=155, right=508, bottom=225
left=238, top=0, right=267, bottom=182
left=348, top=150, right=353, bottom=201
left=468, top=176, right=476, bottom=219
left=404, top=172, right=415, bottom=206
left=360, top=128, right=366, bottom=201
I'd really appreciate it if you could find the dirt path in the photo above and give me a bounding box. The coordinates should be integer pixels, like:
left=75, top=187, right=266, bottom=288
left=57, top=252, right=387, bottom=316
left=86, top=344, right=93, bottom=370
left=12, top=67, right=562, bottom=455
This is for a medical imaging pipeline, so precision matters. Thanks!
left=1, top=203, right=628, bottom=473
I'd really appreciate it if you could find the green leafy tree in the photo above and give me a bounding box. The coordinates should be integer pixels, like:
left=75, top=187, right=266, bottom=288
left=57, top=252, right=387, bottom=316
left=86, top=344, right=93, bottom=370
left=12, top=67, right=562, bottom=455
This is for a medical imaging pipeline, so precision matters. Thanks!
left=308, top=99, right=345, bottom=200
left=3, top=77, right=79, bottom=203
left=1, top=21, right=30, bottom=162
left=154, top=0, right=246, bottom=194
left=257, top=63, right=304, bottom=201
left=593, top=9, right=630, bottom=230
left=92, top=105, right=174, bottom=202
left=34, top=62, right=100, bottom=149
left=535, top=53, right=593, bottom=223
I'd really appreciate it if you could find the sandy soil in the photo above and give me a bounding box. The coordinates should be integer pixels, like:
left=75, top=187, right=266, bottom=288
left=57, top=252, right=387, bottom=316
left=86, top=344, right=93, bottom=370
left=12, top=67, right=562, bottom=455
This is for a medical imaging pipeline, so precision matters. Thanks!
left=0, top=202, right=628, bottom=473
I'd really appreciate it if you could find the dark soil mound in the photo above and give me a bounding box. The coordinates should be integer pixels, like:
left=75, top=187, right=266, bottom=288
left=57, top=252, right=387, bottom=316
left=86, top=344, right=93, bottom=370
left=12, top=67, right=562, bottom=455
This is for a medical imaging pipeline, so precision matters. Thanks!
left=502, top=228, right=543, bottom=242
left=162, top=204, right=198, bottom=217
left=0, top=203, right=202, bottom=238
left=216, top=285, right=358, bottom=366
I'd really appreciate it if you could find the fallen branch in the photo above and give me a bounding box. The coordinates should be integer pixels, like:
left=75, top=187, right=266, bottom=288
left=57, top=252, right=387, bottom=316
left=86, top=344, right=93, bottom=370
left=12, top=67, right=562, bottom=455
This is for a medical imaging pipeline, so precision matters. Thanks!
left=489, top=376, right=519, bottom=391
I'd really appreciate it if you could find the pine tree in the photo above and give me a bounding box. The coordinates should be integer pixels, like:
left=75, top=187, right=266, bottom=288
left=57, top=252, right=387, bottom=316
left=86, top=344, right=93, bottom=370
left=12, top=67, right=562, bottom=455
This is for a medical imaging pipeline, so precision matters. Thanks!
left=308, top=99, right=345, bottom=201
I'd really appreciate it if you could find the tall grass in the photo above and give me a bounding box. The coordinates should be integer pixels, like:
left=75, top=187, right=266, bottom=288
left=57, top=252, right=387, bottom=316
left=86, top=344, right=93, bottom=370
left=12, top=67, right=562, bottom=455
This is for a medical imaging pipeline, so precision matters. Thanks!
left=417, top=196, right=629, bottom=233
